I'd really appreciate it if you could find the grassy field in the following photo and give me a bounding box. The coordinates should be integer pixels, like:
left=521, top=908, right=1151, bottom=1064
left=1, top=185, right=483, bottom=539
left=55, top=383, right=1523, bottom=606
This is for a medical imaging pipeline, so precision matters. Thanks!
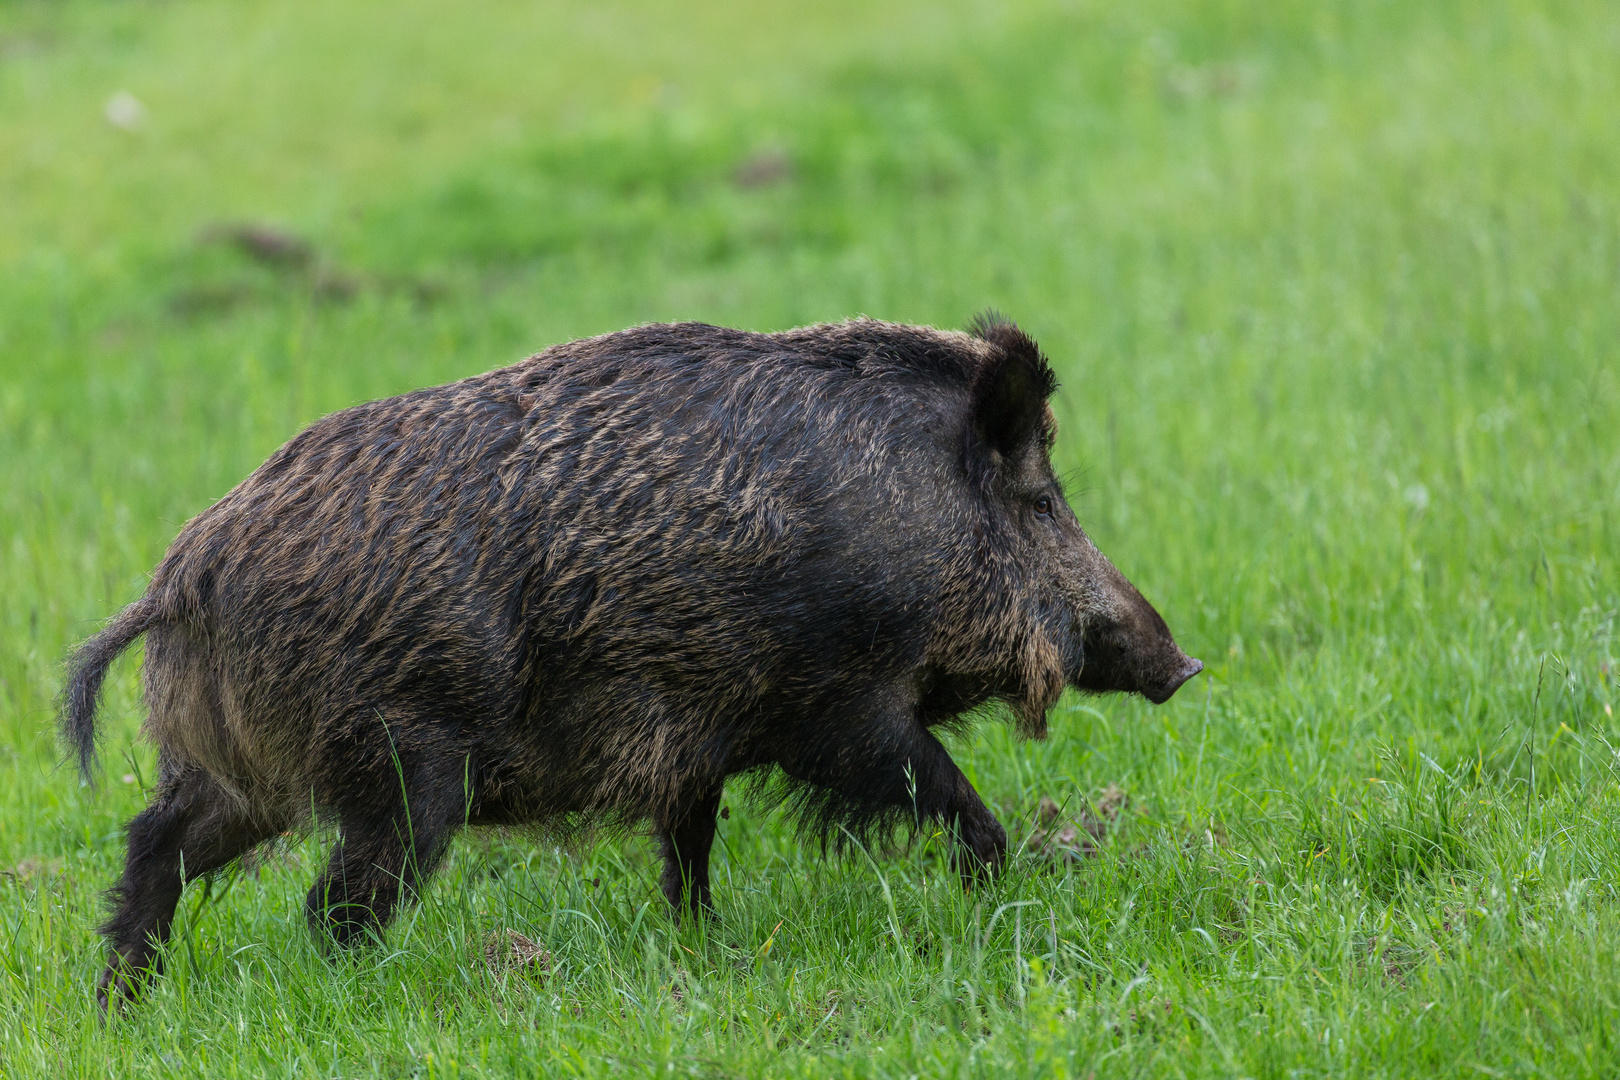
left=2, top=0, right=1618, bottom=1074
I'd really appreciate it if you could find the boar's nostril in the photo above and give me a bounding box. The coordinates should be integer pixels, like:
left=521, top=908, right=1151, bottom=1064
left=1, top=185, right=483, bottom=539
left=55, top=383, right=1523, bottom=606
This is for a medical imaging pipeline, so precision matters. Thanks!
left=1145, top=656, right=1203, bottom=705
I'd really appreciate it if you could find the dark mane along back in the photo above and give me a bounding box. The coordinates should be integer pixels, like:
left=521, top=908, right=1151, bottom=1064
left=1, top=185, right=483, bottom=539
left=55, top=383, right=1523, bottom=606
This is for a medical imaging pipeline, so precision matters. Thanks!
left=537, top=318, right=990, bottom=391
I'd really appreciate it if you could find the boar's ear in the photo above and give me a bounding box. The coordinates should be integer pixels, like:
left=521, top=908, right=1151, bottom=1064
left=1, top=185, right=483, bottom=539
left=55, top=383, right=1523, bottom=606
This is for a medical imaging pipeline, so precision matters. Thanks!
left=965, top=312, right=1058, bottom=459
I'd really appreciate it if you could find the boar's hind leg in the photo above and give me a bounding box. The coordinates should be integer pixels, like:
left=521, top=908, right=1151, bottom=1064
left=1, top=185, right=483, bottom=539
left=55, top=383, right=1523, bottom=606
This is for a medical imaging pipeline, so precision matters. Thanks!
left=305, top=762, right=465, bottom=948
left=99, top=766, right=279, bottom=1011
left=658, top=785, right=723, bottom=918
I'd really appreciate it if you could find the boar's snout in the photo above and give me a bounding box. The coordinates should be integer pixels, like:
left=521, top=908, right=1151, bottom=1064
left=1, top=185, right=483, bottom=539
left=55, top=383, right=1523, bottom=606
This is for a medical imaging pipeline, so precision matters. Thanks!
left=1143, top=653, right=1204, bottom=705
left=1068, top=550, right=1201, bottom=705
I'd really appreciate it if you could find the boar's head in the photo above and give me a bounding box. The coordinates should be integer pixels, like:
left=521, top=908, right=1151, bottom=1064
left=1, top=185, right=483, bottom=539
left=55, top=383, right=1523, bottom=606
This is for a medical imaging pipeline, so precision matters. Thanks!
left=955, top=315, right=1202, bottom=731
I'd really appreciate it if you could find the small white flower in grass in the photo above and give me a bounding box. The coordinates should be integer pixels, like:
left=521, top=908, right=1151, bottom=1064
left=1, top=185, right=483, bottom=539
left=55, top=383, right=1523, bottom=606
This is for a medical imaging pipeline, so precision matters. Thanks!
left=105, top=91, right=146, bottom=131
left=121, top=773, right=136, bottom=784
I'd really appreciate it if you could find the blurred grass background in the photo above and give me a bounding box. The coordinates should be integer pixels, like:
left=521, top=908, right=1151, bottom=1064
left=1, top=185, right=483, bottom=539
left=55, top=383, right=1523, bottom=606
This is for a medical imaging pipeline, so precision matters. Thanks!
left=1, top=0, right=1618, bottom=1076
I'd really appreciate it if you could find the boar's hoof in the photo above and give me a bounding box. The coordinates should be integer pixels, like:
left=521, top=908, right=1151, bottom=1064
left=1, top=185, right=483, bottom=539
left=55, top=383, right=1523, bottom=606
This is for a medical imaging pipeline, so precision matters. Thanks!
left=954, top=813, right=1008, bottom=887
left=1145, top=656, right=1204, bottom=705
left=96, top=954, right=151, bottom=1016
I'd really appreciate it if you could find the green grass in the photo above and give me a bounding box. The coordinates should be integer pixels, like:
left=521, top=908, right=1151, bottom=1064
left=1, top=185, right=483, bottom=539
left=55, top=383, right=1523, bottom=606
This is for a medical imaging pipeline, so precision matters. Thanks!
left=2, top=0, right=1618, bottom=1074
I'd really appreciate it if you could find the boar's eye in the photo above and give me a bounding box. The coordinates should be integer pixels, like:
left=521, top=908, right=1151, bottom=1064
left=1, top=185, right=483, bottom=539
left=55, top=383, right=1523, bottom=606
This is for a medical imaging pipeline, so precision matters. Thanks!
left=1033, top=494, right=1054, bottom=517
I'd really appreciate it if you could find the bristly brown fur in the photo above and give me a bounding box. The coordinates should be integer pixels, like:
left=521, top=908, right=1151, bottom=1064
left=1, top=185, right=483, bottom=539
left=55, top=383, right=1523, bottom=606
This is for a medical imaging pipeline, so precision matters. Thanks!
left=63, top=315, right=1200, bottom=1009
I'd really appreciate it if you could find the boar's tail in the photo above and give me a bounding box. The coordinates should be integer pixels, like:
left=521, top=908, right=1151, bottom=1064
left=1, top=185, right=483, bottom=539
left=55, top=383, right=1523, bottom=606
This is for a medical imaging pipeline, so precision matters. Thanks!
left=61, top=596, right=160, bottom=785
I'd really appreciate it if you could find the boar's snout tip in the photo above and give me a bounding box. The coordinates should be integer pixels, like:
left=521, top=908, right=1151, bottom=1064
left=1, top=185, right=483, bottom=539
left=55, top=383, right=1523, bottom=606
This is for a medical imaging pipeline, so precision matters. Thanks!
left=1145, top=656, right=1203, bottom=705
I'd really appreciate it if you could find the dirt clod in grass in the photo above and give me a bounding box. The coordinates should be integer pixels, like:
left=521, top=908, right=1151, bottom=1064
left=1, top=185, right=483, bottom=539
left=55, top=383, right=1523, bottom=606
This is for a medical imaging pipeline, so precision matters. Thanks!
left=1364, top=936, right=1423, bottom=987
left=1121, top=999, right=1178, bottom=1035
left=188, top=222, right=360, bottom=307
left=168, top=282, right=256, bottom=317
left=483, top=929, right=550, bottom=977
left=733, top=148, right=794, bottom=188
left=201, top=222, right=315, bottom=269
left=312, top=268, right=360, bottom=303
left=1027, top=785, right=1128, bottom=862
left=2, top=857, right=64, bottom=882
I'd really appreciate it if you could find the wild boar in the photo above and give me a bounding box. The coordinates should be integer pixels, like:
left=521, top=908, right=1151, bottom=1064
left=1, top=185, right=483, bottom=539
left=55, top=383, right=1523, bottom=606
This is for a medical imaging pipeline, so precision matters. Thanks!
left=63, top=315, right=1200, bottom=1008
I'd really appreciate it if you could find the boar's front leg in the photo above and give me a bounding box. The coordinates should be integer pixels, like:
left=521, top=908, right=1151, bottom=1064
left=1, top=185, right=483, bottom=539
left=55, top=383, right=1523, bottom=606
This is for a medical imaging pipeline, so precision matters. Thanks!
left=658, top=785, right=723, bottom=918
left=786, top=703, right=1007, bottom=881
left=907, top=731, right=1007, bottom=881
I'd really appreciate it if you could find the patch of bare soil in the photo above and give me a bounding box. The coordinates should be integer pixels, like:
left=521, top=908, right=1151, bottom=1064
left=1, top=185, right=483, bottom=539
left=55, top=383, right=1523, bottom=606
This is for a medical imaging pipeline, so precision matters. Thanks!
left=1026, top=785, right=1129, bottom=862
left=483, top=928, right=550, bottom=978
left=1, top=857, right=64, bottom=882
left=177, top=221, right=436, bottom=315
left=732, top=148, right=794, bottom=188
